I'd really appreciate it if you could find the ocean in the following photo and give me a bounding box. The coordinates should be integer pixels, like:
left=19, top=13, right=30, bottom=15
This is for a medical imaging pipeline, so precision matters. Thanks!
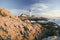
left=49, top=18, right=60, bottom=26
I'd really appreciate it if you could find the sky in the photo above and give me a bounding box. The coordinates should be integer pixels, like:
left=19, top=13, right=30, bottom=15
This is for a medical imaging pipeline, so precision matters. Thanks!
left=0, top=0, right=60, bottom=18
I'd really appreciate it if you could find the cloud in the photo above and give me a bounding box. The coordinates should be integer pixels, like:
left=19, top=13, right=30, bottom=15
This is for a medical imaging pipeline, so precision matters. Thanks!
left=39, top=10, right=60, bottom=18
left=30, top=3, right=49, bottom=17
left=30, top=3, right=60, bottom=18
left=7, top=2, right=48, bottom=16
left=31, top=3, right=48, bottom=11
left=8, top=9, right=60, bottom=18
left=9, top=9, right=28, bottom=16
left=7, top=3, right=60, bottom=18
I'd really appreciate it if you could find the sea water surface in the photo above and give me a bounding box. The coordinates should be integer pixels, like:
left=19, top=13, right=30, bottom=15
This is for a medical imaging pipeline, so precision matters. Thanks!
left=50, top=18, right=60, bottom=25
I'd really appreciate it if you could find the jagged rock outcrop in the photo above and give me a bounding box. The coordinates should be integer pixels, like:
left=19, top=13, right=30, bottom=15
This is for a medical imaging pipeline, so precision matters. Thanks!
left=0, top=8, right=11, bottom=16
left=0, top=8, right=43, bottom=40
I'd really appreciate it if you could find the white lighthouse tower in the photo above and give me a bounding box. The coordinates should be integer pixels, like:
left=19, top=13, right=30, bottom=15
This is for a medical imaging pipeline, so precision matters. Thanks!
left=29, top=9, right=32, bottom=17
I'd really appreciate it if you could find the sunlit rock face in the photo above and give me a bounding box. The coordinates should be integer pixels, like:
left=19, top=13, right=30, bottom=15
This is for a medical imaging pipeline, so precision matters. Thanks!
left=0, top=8, right=43, bottom=40
left=0, top=8, right=11, bottom=16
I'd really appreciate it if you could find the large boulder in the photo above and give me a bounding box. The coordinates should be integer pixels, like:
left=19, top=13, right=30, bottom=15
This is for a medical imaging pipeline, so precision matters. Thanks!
left=0, top=8, right=43, bottom=40
left=0, top=8, right=11, bottom=16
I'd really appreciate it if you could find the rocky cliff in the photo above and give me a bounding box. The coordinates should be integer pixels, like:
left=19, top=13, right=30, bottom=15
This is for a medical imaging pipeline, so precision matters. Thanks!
left=0, top=8, right=43, bottom=40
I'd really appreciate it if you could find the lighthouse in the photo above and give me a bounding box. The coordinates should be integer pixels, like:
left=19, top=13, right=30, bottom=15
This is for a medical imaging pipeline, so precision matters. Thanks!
left=29, top=9, right=32, bottom=17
